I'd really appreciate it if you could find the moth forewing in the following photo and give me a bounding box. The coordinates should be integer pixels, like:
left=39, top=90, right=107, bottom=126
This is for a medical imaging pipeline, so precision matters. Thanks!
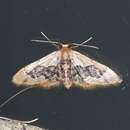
left=12, top=51, right=61, bottom=89
left=69, top=50, right=122, bottom=89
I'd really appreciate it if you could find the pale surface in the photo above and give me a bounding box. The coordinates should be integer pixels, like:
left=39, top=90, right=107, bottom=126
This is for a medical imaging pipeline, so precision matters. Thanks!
left=0, top=117, right=47, bottom=130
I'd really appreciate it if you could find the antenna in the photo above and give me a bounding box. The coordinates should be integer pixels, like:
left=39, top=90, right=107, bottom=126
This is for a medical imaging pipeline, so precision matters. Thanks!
left=71, top=37, right=99, bottom=49
left=41, top=32, right=50, bottom=41
left=31, top=32, right=62, bottom=48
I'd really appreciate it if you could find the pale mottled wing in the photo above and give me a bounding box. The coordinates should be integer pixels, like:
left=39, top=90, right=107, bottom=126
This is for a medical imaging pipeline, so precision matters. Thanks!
left=12, top=51, right=61, bottom=89
left=69, top=50, right=122, bottom=89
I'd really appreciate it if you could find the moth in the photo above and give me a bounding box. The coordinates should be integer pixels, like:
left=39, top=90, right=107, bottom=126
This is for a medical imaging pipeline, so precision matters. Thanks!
left=12, top=32, right=123, bottom=90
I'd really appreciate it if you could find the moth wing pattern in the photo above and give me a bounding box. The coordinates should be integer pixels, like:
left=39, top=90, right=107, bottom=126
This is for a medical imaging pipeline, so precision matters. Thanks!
left=12, top=51, right=61, bottom=89
left=69, top=50, right=122, bottom=89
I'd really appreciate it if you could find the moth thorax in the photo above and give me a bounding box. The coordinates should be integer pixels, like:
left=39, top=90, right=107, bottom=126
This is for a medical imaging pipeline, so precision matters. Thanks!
left=62, top=44, right=69, bottom=48
left=63, top=52, right=69, bottom=59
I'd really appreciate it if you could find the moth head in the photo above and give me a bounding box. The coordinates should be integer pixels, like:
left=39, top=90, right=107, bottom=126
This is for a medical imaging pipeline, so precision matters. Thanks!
left=31, top=32, right=99, bottom=50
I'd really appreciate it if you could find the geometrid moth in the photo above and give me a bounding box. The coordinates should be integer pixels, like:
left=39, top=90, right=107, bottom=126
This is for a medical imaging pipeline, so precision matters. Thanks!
left=12, top=32, right=123, bottom=90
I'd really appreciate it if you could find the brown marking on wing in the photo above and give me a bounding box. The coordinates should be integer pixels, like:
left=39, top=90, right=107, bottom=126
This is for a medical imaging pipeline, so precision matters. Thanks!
left=72, top=81, right=121, bottom=90
left=38, top=80, right=60, bottom=89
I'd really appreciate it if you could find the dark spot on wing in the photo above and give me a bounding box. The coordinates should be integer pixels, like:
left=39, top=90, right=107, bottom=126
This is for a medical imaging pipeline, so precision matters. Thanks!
left=26, top=63, right=105, bottom=82
left=27, top=65, right=57, bottom=80
left=71, top=65, right=105, bottom=82
left=86, top=65, right=104, bottom=78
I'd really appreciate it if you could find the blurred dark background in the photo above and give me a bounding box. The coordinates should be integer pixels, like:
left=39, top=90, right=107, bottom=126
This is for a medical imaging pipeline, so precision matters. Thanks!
left=1, top=0, right=130, bottom=130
